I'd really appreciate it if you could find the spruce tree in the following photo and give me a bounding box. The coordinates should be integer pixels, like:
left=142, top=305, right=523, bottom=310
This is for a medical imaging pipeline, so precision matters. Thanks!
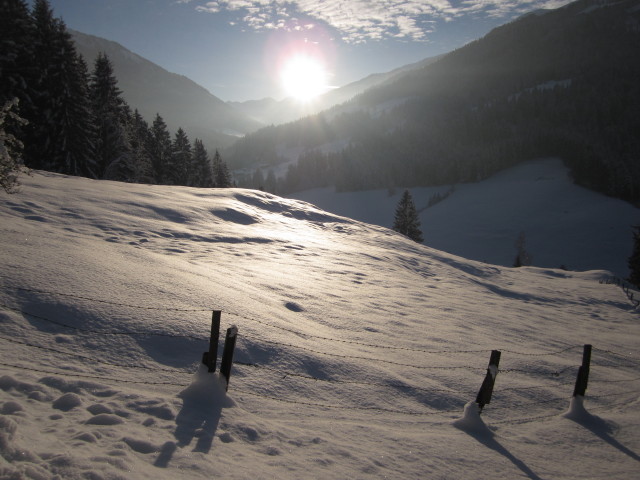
left=192, top=139, right=212, bottom=187
left=124, top=110, right=153, bottom=183
left=0, top=0, right=36, bottom=114
left=212, top=149, right=232, bottom=188
left=393, top=189, right=423, bottom=243
left=54, top=22, right=95, bottom=177
left=90, top=52, right=128, bottom=178
left=27, top=0, right=60, bottom=170
left=149, top=113, right=172, bottom=184
left=168, top=128, right=191, bottom=185
left=0, top=98, right=28, bottom=193
left=628, top=225, right=640, bottom=288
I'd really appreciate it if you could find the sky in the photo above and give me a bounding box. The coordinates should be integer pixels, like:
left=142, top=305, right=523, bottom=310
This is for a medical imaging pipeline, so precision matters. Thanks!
left=35, top=0, right=573, bottom=101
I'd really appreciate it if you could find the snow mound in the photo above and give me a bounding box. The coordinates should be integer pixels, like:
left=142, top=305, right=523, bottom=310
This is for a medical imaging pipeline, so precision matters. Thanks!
left=452, top=401, right=494, bottom=437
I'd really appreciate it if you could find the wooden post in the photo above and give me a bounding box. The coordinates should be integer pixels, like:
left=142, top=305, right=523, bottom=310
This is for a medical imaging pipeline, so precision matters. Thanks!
left=573, top=344, right=592, bottom=397
left=220, top=325, right=238, bottom=391
left=476, top=350, right=501, bottom=412
left=202, top=310, right=221, bottom=372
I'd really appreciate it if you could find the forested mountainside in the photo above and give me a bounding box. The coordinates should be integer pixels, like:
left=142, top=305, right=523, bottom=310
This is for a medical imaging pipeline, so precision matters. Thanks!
left=227, top=0, right=640, bottom=203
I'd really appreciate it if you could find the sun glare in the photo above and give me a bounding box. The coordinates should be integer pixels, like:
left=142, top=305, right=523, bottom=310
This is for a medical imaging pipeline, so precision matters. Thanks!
left=280, top=55, right=328, bottom=102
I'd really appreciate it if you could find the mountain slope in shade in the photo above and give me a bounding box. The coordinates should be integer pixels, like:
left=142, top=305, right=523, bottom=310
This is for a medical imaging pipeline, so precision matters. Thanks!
left=228, top=56, right=443, bottom=125
left=71, top=30, right=263, bottom=149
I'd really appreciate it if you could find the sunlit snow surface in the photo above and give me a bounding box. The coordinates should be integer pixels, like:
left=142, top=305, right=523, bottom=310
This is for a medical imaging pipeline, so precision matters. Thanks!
left=1, top=171, right=639, bottom=479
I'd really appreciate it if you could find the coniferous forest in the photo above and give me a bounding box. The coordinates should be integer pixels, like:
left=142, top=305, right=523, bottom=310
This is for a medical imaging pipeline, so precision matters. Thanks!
left=0, top=0, right=232, bottom=189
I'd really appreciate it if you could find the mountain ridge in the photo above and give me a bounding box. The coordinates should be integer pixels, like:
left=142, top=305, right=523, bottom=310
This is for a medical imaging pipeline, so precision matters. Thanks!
left=71, top=30, right=263, bottom=149
left=227, top=55, right=443, bottom=125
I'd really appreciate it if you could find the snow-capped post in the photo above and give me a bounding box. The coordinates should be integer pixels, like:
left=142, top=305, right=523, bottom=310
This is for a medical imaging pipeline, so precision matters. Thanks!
left=475, top=350, right=501, bottom=412
left=220, top=325, right=238, bottom=391
left=572, top=344, right=592, bottom=397
left=202, top=310, right=221, bottom=372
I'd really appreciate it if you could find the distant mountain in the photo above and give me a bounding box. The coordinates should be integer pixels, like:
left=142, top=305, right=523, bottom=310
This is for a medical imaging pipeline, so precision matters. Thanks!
left=71, top=30, right=263, bottom=149
left=228, top=56, right=442, bottom=125
left=226, top=0, right=640, bottom=203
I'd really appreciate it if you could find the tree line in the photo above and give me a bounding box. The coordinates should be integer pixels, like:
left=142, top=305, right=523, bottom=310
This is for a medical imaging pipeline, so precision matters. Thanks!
left=1, top=0, right=231, bottom=191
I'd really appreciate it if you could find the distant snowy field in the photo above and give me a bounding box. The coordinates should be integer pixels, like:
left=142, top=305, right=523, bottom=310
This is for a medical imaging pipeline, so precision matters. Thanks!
left=291, top=158, right=639, bottom=277
left=1, top=171, right=639, bottom=479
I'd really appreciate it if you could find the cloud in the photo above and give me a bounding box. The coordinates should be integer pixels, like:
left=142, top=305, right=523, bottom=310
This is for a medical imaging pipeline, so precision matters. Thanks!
left=191, top=0, right=572, bottom=42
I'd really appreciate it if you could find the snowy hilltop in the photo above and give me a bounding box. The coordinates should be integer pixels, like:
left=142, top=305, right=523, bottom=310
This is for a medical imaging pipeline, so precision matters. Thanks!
left=1, top=172, right=639, bottom=479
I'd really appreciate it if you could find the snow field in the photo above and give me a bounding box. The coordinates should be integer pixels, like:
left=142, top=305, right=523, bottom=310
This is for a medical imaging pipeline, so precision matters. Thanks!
left=0, top=171, right=639, bottom=479
left=291, top=158, right=640, bottom=277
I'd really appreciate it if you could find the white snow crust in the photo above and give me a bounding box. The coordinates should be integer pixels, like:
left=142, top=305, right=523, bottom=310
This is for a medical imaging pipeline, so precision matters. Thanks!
left=0, top=170, right=639, bottom=479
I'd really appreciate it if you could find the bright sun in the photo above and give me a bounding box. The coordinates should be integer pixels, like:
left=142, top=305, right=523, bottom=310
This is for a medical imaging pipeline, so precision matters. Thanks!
left=280, top=55, right=328, bottom=102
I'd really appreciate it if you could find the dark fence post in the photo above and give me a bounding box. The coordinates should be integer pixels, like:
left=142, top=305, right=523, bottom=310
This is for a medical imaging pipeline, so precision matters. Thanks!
left=202, top=310, right=221, bottom=372
left=476, top=350, right=501, bottom=412
left=573, top=344, right=592, bottom=397
left=220, top=325, right=238, bottom=391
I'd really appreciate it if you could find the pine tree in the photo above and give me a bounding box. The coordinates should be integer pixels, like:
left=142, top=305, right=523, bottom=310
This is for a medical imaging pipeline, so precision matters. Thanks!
left=89, top=52, right=128, bottom=178
left=393, top=189, right=423, bottom=243
left=212, top=149, right=232, bottom=188
left=123, top=110, right=153, bottom=183
left=0, top=98, right=28, bottom=193
left=149, top=113, right=172, bottom=184
left=0, top=0, right=35, bottom=175
left=0, top=0, right=36, bottom=112
left=191, top=139, right=212, bottom=187
left=26, top=0, right=60, bottom=170
left=54, top=22, right=95, bottom=177
left=168, top=128, right=191, bottom=185
left=628, top=225, right=640, bottom=288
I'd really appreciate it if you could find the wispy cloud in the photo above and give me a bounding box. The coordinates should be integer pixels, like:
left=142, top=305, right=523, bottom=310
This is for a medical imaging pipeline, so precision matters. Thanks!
left=192, top=0, right=571, bottom=42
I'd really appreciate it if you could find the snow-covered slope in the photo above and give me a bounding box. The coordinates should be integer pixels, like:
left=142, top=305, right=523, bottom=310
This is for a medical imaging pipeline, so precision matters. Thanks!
left=1, top=172, right=638, bottom=479
left=291, top=158, right=639, bottom=277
